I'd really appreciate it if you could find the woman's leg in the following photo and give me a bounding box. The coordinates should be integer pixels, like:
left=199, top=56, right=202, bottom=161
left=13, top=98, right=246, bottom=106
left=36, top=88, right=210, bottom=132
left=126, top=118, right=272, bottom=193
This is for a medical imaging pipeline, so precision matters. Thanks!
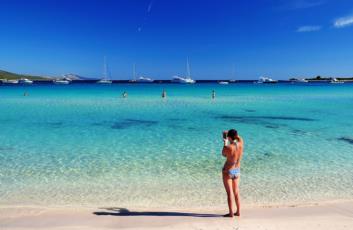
left=232, top=177, right=240, bottom=216
left=223, top=173, right=234, bottom=217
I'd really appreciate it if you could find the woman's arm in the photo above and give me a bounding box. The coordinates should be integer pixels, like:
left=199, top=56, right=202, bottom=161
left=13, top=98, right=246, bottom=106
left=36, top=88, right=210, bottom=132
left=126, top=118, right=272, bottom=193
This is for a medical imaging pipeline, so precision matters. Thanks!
left=222, top=140, right=231, bottom=157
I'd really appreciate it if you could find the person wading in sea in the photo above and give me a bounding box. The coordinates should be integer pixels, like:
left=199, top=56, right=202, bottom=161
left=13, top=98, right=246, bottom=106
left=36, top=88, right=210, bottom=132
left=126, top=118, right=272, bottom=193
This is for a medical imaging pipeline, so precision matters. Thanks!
left=222, top=129, right=243, bottom=217
left=162, top=89, right=167, bottom=98
left=122, top=91, right=128, bottom=98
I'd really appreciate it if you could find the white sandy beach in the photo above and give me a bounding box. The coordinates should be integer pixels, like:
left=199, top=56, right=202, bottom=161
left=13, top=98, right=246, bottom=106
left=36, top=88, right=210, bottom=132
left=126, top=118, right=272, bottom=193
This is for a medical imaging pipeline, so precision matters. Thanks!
left=1, top=201, right=352, bottom=230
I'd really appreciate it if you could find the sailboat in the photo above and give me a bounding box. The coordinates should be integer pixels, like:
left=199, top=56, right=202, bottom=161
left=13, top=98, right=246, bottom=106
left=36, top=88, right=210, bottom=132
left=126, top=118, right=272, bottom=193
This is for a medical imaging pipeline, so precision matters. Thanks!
left=97, top=56, right=112, bottom=84
left=219, top=65, right=236, bottom=84
left=172, top=58, right=196, bottom=84
left=129, top=63, right=137, bottom=83
left=19, top=78, right=33, bottom=84
left=229, top=65, right=236, bottom=83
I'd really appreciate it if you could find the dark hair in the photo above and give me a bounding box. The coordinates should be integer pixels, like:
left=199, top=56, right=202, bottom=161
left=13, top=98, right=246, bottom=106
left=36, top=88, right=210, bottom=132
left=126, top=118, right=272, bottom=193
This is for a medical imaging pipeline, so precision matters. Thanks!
left=227, top=129, right=238, bottom=141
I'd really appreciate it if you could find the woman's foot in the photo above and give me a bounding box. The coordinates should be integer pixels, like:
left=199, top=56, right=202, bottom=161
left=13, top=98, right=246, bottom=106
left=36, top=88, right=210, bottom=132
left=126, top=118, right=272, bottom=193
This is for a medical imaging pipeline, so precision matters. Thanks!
left=223, top=213, right=234, bottom=218
left=234, top=211, right=240, bottom=216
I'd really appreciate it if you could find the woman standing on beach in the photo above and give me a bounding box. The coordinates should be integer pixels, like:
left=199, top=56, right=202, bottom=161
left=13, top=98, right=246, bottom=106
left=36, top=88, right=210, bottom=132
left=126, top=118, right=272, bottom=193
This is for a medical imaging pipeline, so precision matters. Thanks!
left=222, top=129, right=243, bottom=217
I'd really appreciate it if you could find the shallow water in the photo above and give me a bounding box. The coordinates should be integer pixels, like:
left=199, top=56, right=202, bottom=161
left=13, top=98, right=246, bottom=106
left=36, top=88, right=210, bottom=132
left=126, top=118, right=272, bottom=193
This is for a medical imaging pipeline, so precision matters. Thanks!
left=0, top=83, right=352, bottom=208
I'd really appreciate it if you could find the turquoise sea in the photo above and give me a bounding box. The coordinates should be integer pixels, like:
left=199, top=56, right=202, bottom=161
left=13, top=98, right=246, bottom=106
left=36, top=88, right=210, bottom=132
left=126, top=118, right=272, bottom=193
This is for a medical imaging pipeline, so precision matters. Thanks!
left=0, top=83, right=352, bottom=209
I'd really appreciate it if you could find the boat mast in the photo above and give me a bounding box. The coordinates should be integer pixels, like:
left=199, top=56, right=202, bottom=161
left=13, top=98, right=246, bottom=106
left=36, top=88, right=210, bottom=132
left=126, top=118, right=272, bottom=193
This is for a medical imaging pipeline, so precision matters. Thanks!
left=103, top=56, right=108, bottom=80
left=186, top=57, right=191, bottom=79
left=133, top=63, right=136, bottom=81
left=231, top=64, right=235, bottom=80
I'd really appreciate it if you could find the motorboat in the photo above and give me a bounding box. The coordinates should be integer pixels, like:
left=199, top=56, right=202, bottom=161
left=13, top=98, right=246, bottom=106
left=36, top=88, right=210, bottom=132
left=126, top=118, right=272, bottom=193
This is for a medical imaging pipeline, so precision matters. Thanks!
left=137, top=76, right=154, bottom=83
left=291, top=78, right=308, bottom=83
left=218, top=81, right=229, bottom=85
left=256, top=77, right=278, bottom=84
left=330, top=78, right=344, bottom=84
left=19, top=78, right=33, bottom=84
left=5, top=79, right=19, bottom=84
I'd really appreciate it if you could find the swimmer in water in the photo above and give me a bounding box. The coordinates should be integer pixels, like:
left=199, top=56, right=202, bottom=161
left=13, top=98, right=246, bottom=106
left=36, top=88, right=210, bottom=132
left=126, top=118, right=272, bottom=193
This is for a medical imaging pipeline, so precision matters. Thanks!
left=122, top=91, right=128, bottom=98
left=162, top=89, right=167, bottom=98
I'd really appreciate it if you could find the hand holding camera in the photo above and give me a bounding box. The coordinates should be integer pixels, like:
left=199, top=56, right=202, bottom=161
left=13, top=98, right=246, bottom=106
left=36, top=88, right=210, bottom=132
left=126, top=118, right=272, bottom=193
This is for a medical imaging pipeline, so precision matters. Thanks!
left=222, top=131, right=228, bottom=140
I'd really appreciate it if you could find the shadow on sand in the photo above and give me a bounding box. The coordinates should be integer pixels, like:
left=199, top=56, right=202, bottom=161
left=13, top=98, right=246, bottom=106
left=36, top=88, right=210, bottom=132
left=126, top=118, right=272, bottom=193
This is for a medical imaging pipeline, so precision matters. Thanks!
left=93, top=207, right=221, bottom=218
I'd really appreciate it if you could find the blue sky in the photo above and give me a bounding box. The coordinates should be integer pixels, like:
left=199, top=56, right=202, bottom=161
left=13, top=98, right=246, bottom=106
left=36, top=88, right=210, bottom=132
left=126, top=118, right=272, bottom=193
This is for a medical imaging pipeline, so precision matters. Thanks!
left=1, top=0, right=353, bottom=80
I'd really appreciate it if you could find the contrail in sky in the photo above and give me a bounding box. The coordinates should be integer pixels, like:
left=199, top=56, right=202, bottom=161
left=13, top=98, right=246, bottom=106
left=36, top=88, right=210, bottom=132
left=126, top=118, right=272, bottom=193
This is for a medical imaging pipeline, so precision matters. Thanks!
left=147, top=0, right=154, bottom=13
left=138, top=0, right=155, bottom=32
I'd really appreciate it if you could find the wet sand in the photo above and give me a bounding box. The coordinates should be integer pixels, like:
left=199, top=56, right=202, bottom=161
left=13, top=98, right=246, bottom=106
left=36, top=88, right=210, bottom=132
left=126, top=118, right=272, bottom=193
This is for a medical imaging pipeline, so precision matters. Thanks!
left=1, top=201, right=352, bottom=230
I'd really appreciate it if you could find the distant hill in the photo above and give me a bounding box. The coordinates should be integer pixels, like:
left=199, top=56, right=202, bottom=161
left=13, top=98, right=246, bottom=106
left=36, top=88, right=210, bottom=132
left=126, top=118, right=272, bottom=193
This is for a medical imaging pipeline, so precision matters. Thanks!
left=293, top=76, right=353, bottom=81
left=0, top=70, right=49, bottom=80
left=62, top=73, right=98, bottom=80
left=0, top=70, right=98, bottom=81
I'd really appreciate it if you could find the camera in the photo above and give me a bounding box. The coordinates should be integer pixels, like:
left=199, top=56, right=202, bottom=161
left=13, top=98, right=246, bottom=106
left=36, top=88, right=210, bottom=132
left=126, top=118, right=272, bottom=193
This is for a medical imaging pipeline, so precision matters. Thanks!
left=223, top=131, right=228, bottom=139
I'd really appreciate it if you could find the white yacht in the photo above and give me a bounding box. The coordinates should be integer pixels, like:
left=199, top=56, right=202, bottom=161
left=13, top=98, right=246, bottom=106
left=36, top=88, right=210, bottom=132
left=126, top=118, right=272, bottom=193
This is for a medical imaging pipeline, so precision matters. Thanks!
left=218, top=81, right=229, bottom=85
left=137, top=76, right=154, bottom=83
left=19, top=78, right=33, bottom=84
left=330, top=78, right=344, bottom=84
left=5, top=79, right=19, bottom=84
left=97, top=56, right=112, bottom=84
left=171, top=76, right=195, bottom=84
left=256, top=76, right=278, bottom=84
left=53, top=79, right=70, bottom=84
left=297, top=78, right=308, bottom=83
left=171, top=58, right=196, bottom=84
left=291, top=78, right=308, bottom=83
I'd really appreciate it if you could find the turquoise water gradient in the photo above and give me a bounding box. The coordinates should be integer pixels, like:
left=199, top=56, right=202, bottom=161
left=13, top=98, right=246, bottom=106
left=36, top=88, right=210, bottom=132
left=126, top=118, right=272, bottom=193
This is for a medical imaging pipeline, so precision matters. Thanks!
left=0, top=83, right=352, bottom=208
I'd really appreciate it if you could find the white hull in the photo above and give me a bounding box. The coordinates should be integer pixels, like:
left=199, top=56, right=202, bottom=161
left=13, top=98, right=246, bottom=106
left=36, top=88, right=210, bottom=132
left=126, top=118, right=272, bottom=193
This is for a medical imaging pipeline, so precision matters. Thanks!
left=97, top=79, right=112, bottom=84
left=291, top=78, right=308, bottom=83
left=218, top=81, right=229, bottom=85
left=53, top=80, right=70, bottom=84
left=257, top=77, right=277, bottom=84
left=172, top=76, right=195, bottom=84
left=172, top=58, right=195, bottom=84
left=330, top=78, right=344, bottom=84
left=19, top=79, right=33, bottom=84
left=137, top=77, right=153, bottom=83
left=5, top=80, right=19, bottom=84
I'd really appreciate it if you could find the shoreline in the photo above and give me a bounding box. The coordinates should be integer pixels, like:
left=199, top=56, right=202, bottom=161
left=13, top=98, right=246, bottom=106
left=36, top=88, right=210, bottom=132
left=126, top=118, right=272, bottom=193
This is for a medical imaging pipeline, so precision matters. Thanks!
left=1, top=197, right=352, bottom=210
left=1, top=200, right=352, bottom=229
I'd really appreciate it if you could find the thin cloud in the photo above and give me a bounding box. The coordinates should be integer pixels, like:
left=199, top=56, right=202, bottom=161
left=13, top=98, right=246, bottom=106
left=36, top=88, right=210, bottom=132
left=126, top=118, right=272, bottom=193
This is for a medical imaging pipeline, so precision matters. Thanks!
left=277, top=0, right=326, bottom=10
left=291, top=0, right=325, bottom=9
left=297, top=25, right=322, bottom=32
left=334, top=15, right=353, bottom=28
